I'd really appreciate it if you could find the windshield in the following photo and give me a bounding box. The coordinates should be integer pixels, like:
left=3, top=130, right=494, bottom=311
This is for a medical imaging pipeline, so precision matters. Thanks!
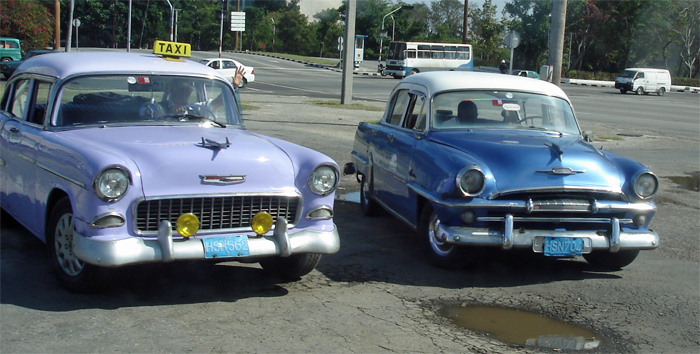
left=53, top=75, right=238, bottom=127
left=431, top=90, right=580, bottom=135
left=618, top=70, right=637, bottom=79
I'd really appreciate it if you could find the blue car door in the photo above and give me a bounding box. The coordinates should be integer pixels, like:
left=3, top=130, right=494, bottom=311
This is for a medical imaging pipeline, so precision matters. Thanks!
left=374, top=90, right=427, bottom=222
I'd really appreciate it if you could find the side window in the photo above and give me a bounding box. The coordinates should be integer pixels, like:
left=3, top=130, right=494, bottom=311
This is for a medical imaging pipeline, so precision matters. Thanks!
left=385, top=90, right=410, bottom=126
left=9, top=79, right=31, bottom=120
left=223, top=60, right=236, bottom=69
left=208, top=61, right=220, bottom=69
left=30, top=81, right=52, bottom=125
left=404, top=94, right=426, bottom=131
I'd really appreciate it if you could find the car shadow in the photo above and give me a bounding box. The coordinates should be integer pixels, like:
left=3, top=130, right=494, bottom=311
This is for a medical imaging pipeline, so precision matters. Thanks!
left=1, top=201, right=619, bottom=311
left=0, top=210, right=289, bottom=311
left=318, top=201, right=622, bottom=288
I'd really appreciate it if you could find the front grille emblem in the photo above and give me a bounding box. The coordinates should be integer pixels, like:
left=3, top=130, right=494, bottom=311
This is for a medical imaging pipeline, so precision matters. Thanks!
left=536, top=167, right=586, bottom=175
left=200, top=175, right=246, bottom=184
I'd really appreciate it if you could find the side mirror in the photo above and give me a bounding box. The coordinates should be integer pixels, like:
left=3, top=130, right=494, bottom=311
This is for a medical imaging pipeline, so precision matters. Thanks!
left=582, top=131, right=595, bottom=142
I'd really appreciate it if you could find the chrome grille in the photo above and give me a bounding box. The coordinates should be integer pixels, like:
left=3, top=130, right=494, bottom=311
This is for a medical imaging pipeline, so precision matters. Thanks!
left=135, top=195, right=300, bottom=235
left=530, top=198, right=591, bottom=212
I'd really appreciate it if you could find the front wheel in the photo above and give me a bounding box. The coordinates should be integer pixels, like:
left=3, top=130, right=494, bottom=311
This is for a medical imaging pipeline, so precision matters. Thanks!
left=583, top=250, right=640, bottom=271
left=47, top=197, right=104, bottom=292
left=419, top=204, right=469, bottom=269
left=635, top=87, right=644, bottom=95
left=260, top=253, right=322, bottom=280
left=619, top=88, right=627, bottom=94
left=409, top=69, right=419, bottom=76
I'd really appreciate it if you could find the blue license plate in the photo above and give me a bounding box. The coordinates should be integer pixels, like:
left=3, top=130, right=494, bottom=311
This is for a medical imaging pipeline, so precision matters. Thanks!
left=543, top=237, right=583, bottom=257
left=202, top=235, right=249, bottom=258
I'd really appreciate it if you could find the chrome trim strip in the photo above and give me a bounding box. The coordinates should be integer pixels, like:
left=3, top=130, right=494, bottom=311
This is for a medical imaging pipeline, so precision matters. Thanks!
left=490, top=185, right=624, bottom=200
left=36, top=161, right=86, bottom=188
left=503, top=214, right=513, bottom=250
left=89, top=212, right=125, bottom=229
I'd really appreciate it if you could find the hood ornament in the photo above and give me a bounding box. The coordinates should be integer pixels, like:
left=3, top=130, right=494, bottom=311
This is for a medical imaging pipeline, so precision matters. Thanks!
left=199, top=137, right=231, bottom=150
left=537, top=167, right=586, bottom=175
left=545, top=142, right=564, bottom=161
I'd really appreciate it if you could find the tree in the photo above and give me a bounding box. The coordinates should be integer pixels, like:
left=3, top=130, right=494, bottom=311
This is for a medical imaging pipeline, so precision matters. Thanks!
left=313, top=8, right=343, bottom=58
left=469, top=0, right=508, bottom=66
left=427, top=0, right=463, bottom=42
left=504, top=0, right=553, bottom=70
left=0, top=0, right=55, bottom=50
left=670, top=0, right=699, bottom=77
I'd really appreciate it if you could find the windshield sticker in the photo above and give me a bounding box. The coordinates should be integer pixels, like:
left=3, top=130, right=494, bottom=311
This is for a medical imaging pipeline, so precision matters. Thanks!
left=502, top=103, right=521, bottom=111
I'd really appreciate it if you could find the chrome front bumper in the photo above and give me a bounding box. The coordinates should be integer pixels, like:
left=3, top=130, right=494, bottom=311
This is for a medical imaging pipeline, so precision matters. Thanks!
left=73, top=218, right=340, bottom=267
left=438, top=215, right=659, bottom=253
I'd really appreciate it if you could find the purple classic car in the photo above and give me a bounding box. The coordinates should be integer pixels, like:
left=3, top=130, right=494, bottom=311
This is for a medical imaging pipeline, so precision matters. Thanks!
left=0, top=43, right=340, bottom=292
left=345, top=71, right=659, bottom=270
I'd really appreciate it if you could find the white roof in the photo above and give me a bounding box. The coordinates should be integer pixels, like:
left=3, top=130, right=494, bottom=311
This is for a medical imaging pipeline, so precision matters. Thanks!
left=396, top=71, right=570, bottom=101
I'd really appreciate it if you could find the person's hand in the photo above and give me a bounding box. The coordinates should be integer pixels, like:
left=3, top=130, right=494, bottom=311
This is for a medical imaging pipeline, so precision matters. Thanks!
left=232, top=66, right=244, bottom=87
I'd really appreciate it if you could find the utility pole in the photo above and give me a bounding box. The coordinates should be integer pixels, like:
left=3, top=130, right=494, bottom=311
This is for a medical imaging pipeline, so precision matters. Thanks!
left=548, top=0, right=567, bottom=86
left=462, top=0, right=468, bottom=44
left=54, top=0, right=60, bottom=50
left=341, top=0, right=356, bottom=105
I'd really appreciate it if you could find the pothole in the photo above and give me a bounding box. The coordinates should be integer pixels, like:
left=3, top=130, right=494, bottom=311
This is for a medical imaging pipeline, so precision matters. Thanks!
left=666, top=175, right=700, bottom=191
left=439, top=305, right=602, bottom=350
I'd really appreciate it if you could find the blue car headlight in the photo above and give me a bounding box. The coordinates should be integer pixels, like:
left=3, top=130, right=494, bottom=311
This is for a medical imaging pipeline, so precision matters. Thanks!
left=633, top=172, right=658, bottom=199
left=456, top=166, right=485, bottom=197
left=308, top=164, right=339, bottom=196
left=94, top=167, right=130, bottom=202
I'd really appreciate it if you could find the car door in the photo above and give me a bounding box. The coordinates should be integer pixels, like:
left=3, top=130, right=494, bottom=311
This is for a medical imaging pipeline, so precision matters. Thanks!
left=372, top=89, right=426, bottom=220
left=219, top=59, right=238, bottom=79
left=0, top=78, right=51, bottom=234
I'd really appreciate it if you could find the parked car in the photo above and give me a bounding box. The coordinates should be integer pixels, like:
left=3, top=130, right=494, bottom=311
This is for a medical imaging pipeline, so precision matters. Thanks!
left=1, top=49, right=57, bottom=79
left=0, top=41, right=340, bottom=292
left=199, top=58, right=255, bottom=88
left=614, top=68, right=671, bottom=95
left=513, top=70, right=540, bottom=79
left=0, top=37, right=22, bottom=62
left=345, top=71, right=659, bottom=270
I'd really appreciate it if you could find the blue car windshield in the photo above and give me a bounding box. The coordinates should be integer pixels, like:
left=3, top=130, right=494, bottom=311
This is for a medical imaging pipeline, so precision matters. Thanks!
left=431, top=90, right=580, bottom=135
left=52, top=75, right=239, bottom=127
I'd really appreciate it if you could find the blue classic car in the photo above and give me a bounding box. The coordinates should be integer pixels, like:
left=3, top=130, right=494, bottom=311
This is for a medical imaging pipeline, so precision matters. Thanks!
left=0, top=42, right=340, bottom=292
left=345, top=71, right=658, bottom=270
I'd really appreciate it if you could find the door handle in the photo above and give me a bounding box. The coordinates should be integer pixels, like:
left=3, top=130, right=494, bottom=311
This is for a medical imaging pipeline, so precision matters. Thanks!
left=387, top=134, right=395, bottom=142
left=9, top=127, right=19, bottom=134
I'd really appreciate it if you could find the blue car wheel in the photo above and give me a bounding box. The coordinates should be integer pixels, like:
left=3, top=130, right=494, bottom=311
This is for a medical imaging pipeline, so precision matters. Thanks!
left=419, top=204, right=468, bottom=270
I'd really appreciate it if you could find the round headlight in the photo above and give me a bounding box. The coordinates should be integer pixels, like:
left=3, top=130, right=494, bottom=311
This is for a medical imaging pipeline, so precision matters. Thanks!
left=94, top=167, right=129, bottom=202
left=308, top=165, right=339, bottom=196
left=176, top=213, right=199, bottom=238
left=251, top=212, right=273, bottom=235
left=456, top=167, right=485, bottom=196
left=633, top=172, right=658, bottom=199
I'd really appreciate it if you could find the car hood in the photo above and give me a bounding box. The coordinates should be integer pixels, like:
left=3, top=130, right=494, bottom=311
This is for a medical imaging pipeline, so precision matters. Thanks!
left=60, top=125, right=296, bottom=196
left=430, top=130, right=623, bottom=194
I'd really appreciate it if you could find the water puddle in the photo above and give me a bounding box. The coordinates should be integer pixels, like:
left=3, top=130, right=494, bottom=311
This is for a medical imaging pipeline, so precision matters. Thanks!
left=667, top=175, right=700, bottom=191
left=440, top=305, right=601, bottom=350
left=336, top=191, right=360, bottom=203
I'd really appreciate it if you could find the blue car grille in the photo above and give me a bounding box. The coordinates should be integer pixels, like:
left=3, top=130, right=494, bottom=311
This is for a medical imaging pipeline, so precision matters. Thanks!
left=135, top=195, right=300, bottom=235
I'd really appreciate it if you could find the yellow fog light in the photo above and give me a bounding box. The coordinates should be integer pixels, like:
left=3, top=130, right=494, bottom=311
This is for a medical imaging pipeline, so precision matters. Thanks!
left=251, top=212, right=273, bottom=235
left=176, top=213, right=199, bottom=238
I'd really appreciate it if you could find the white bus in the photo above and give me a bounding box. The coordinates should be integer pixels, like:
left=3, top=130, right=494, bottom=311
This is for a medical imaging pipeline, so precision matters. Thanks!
left=383, top=41, right=474, bottom=79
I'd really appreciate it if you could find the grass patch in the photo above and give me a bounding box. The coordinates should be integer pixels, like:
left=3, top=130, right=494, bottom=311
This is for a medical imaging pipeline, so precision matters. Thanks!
left=596, top=135, right=625, bottom=141
left=240, top=103, right=259, bottom=111
left=305, top=99, right=385, bottom=112
left=245, top=52, right=339, bottom=67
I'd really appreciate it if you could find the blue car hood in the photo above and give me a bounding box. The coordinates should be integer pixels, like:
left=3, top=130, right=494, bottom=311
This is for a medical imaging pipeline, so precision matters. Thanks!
left=57, top=126, right=296, bottom=196
left=430, top=130, right=623, bottom=194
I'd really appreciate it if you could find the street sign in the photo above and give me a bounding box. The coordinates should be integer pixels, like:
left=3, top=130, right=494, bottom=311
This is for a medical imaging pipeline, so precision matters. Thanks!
left=72, top=18, right=81, bottom=27
left=504, top=31, right=520, bottom=49
left=230, top=11, right=245, bottom=32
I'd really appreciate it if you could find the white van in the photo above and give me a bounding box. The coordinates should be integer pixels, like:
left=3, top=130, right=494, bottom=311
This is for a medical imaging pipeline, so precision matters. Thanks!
left=615, top=68, right=672, bottom=96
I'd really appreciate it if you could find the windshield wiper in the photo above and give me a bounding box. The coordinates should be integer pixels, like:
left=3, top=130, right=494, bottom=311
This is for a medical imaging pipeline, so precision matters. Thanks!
left=161, top=114, right=226, bottom=128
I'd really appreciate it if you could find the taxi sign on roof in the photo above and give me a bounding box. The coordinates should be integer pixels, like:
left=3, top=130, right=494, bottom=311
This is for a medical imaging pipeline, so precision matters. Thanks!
left=153, top=40, right=191, bottom=58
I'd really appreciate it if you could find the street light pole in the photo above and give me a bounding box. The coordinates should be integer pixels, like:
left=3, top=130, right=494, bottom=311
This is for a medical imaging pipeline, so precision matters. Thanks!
left=378, top=6, right=402, bottom=69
